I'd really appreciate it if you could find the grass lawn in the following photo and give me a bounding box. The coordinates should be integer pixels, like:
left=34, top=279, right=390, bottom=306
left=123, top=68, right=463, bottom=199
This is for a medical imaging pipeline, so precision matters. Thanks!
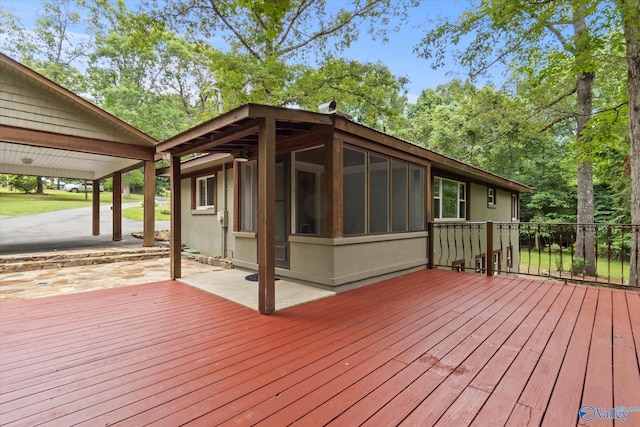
left=0, top=189, right=143, bottom=217
left=122, top=203, right=171, bottom=221
left=519, top=249, right=629, bottom=283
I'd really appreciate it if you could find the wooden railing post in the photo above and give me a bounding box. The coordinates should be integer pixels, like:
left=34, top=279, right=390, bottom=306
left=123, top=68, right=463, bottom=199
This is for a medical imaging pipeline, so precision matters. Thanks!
left=486, top=221, right=493, bottom=276
left=427, top=221, right=434, bottom=269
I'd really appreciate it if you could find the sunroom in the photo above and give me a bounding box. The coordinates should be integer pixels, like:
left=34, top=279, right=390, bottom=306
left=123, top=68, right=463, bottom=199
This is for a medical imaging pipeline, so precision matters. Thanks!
left=157, top=103, right=530, bottom=314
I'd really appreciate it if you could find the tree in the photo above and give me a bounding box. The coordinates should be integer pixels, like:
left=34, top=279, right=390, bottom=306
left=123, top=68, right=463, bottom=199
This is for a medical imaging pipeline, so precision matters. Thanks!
left=616, top=0, right=639, bottom=285
left=150, top=0, right=416, bottom=124
left=416, top=0, right=629, bottom=276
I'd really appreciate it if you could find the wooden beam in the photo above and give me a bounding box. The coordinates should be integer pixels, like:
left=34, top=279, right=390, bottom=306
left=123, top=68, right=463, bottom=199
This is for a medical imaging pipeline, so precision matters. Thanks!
left=92, top=179, right=100, bottom=236
left=0, top=125, right=155, bottom=161
left=170, top=155, right=182, bottom=279
left=171, top=121, right=262, bottom=157
left=258, top=117, right=276, bottom=315
left=143, top=160, right=155, bottom=247
left=112, top=172, right=122, bottom=241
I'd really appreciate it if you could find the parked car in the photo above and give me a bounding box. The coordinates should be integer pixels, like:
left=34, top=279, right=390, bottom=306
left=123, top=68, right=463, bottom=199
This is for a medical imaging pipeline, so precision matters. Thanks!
left=63, top=182, right=105, bottom=193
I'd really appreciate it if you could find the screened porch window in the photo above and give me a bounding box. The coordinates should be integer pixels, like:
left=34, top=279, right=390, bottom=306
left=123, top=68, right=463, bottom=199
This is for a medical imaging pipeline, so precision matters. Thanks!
left=343, top=147, right=366, bottom=235
left=293, top=146, right=325, bottom=235
left=434, top=177, right=466, bottom=220
left=343, top=145, right=426, bottom=235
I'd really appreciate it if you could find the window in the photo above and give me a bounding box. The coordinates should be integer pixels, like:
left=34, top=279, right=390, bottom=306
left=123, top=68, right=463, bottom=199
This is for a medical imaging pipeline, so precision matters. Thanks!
left=487, top=187, right=496, bottom=208
left=195, top=175, right=215, bottom=210
left=511, top=194, right=519, bottom=221
left=475, top=253, right=486, bottom=273
left=391, top=160, right=408, bottom=232
left=343, top=146, right=426, bottom=235
left=452, top=259, right=465, bottom=272
left=343, top=147, right=366, bottom=235
left=410, top=165, right=426, bottom=231
left=240, top=161, right=257, bottom=231
left=370, top=155, right=390, bottom=233
left=434, top=177, right=466, bottom=220
left=492, top=250, right=501, bottom=275
left=294, top=147, right=325, bottom=235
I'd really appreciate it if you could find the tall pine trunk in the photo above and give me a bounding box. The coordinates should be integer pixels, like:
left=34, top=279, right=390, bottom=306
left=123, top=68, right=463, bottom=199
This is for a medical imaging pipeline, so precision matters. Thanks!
left=573, top=6, right=596, bottom=277
left=618, top=0, right=639, bottom=286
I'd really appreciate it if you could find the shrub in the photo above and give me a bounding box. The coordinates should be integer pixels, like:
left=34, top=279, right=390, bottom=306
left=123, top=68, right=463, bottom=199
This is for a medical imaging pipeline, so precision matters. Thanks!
left=571, top=258, right=586, bottom=275
left=9, top=175, right=37, bottom=193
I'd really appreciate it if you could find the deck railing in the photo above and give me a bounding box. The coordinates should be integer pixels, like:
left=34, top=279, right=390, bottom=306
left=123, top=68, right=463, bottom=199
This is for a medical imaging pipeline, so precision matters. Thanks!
left=428, top=221, right=640, bottom=288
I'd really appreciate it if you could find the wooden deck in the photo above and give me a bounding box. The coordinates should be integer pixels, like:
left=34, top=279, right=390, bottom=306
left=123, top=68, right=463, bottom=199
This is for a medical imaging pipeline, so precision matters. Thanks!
left=1, top=270, right=639, bottom=426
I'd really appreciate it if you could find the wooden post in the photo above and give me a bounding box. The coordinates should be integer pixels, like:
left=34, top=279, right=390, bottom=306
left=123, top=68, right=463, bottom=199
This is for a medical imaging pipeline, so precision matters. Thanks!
left=326, top=137, right=343, bottom=238
left=170, top=155, right=182, bottom=279
left=143, top=160, right=155, bottom=247
left=427, top=221, right=435, bottom=269
left=258, top=117, right=276, bottom=314
left=92, top=179, right=100, bottom=236
left=112, top=172, right=122, bottom=241
left=486, top=220, right=493, bottom=276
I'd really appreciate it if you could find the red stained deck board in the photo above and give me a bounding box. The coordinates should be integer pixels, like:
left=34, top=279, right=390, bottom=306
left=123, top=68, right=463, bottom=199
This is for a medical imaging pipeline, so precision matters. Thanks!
left=470, top=284, right=578, bottom=426
left=579, top=289, right=614, bottom=427
left=541, top=286, right=599, bottom=426
left=1, top=271, right=638, bottom=427
left=397, top=279, right=551, bottom=425
left=516, top=285, right=588, bottom=412
left=612, top=291, right=640, bottom=416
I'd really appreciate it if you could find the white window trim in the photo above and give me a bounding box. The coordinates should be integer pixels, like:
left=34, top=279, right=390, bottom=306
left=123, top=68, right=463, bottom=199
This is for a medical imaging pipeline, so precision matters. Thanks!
left=196, top=175, right=216, bottom=211
left=434, top=177, right=466, bottom=221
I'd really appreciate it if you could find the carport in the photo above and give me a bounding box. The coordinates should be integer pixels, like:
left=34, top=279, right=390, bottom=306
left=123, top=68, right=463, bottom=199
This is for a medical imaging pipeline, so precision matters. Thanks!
left=0, top=53, right=157, bottom=247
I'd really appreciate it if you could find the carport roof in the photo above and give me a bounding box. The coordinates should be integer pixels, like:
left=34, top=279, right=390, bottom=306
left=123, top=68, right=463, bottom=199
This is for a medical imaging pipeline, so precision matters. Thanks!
left=0, top=53, right=157, bottom=181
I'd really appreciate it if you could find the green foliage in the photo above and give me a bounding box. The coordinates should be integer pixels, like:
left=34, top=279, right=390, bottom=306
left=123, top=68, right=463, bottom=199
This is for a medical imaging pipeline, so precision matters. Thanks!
left=8, top=175, right=38, bottom=194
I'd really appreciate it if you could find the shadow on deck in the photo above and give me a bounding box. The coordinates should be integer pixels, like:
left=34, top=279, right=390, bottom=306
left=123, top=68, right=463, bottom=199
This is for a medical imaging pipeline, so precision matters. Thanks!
left=1, top=269, right=639, bottom=426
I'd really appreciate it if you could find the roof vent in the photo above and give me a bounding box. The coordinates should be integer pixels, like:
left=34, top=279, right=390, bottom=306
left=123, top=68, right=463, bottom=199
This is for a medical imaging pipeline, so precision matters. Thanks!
left=318, top=100, right=337, bottom=113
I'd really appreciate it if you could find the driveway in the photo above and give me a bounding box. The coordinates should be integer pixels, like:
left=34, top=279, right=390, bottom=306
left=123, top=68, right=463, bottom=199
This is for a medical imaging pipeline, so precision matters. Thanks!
left=0, top=203, right=170, bottom=254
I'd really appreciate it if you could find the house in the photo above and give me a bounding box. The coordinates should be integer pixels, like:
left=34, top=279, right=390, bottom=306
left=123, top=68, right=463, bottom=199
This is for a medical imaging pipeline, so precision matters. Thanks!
left=157, top=103, right=532, bottom=313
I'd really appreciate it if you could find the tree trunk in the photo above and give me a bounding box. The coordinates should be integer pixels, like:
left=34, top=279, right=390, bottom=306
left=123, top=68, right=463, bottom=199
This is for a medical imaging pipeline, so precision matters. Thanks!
left=122, top=178, right=131, bottom=199
left=573, top=7, right=596, bottom=277
left=618, top=0, right=640, bottom=286
left=35, top=176, right=44, bottom=194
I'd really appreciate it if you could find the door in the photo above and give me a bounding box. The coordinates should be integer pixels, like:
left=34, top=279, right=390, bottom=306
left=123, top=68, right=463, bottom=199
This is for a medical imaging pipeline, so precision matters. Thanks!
left=274, top=158, right=290, bottom=269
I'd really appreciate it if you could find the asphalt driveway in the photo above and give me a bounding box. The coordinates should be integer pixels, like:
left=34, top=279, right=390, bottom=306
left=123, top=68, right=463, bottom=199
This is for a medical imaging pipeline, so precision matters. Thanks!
left=0, top=203, right=170, bottom=254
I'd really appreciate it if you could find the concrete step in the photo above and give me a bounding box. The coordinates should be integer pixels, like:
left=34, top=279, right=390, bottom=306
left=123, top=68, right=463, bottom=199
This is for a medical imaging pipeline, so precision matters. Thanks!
left=0, top=246, right=171, bottom=273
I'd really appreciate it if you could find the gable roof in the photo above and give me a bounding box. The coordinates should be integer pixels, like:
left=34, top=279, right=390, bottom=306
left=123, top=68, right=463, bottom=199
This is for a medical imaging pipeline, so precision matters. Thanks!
left=0, top=53, right=156, bottom=181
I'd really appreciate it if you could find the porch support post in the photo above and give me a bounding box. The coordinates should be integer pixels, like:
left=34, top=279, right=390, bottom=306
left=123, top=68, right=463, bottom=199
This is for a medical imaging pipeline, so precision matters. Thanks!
left=486, top=220, right=493, bottom=276
left=170, top=155, right=182, bottom=279
left=326, top=137, right=343, bottom=238
left=112, top=172, right=122, bottom=241
left=427, top=221, right=435, bottom=269
left=258, top=117, right=276, bottom=314
left=143, top=160, right=156, bottom=247
left=92, top=179, right=100, bottom=236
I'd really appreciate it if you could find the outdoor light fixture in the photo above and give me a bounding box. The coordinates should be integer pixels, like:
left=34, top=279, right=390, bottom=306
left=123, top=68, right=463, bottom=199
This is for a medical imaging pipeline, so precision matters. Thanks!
left=235, top=151, right=252, bottom=163
left=21, top=158, right=33, bottom=165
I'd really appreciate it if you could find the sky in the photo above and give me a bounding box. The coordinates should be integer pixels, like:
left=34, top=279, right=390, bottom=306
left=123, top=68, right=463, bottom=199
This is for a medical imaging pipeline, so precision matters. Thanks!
left=0, top=0, right=476, bottom=103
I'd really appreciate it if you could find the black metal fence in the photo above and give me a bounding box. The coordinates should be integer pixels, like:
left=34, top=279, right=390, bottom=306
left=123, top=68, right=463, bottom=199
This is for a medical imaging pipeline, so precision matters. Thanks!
left=428, top=221, right=640, bottom=288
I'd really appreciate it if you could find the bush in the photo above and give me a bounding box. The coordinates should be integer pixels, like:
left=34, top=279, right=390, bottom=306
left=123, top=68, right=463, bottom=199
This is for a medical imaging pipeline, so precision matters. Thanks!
left=571, top=258, right=586, bottom=275
left=9, top=175, right=37, bottom=193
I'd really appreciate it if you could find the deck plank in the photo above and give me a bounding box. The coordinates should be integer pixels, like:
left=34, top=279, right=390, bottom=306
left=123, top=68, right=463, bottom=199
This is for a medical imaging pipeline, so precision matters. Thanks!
left=0, top=271, right=637, bottom=426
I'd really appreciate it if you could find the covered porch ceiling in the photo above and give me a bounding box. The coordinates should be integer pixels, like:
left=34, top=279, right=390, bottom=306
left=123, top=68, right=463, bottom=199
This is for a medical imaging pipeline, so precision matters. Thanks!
left=156, top=104, right=335, bottom=158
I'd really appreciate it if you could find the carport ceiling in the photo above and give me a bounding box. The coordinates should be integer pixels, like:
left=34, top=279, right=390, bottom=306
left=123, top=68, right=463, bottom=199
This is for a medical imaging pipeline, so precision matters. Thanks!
left=0, top=141, right=141, bottom=181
